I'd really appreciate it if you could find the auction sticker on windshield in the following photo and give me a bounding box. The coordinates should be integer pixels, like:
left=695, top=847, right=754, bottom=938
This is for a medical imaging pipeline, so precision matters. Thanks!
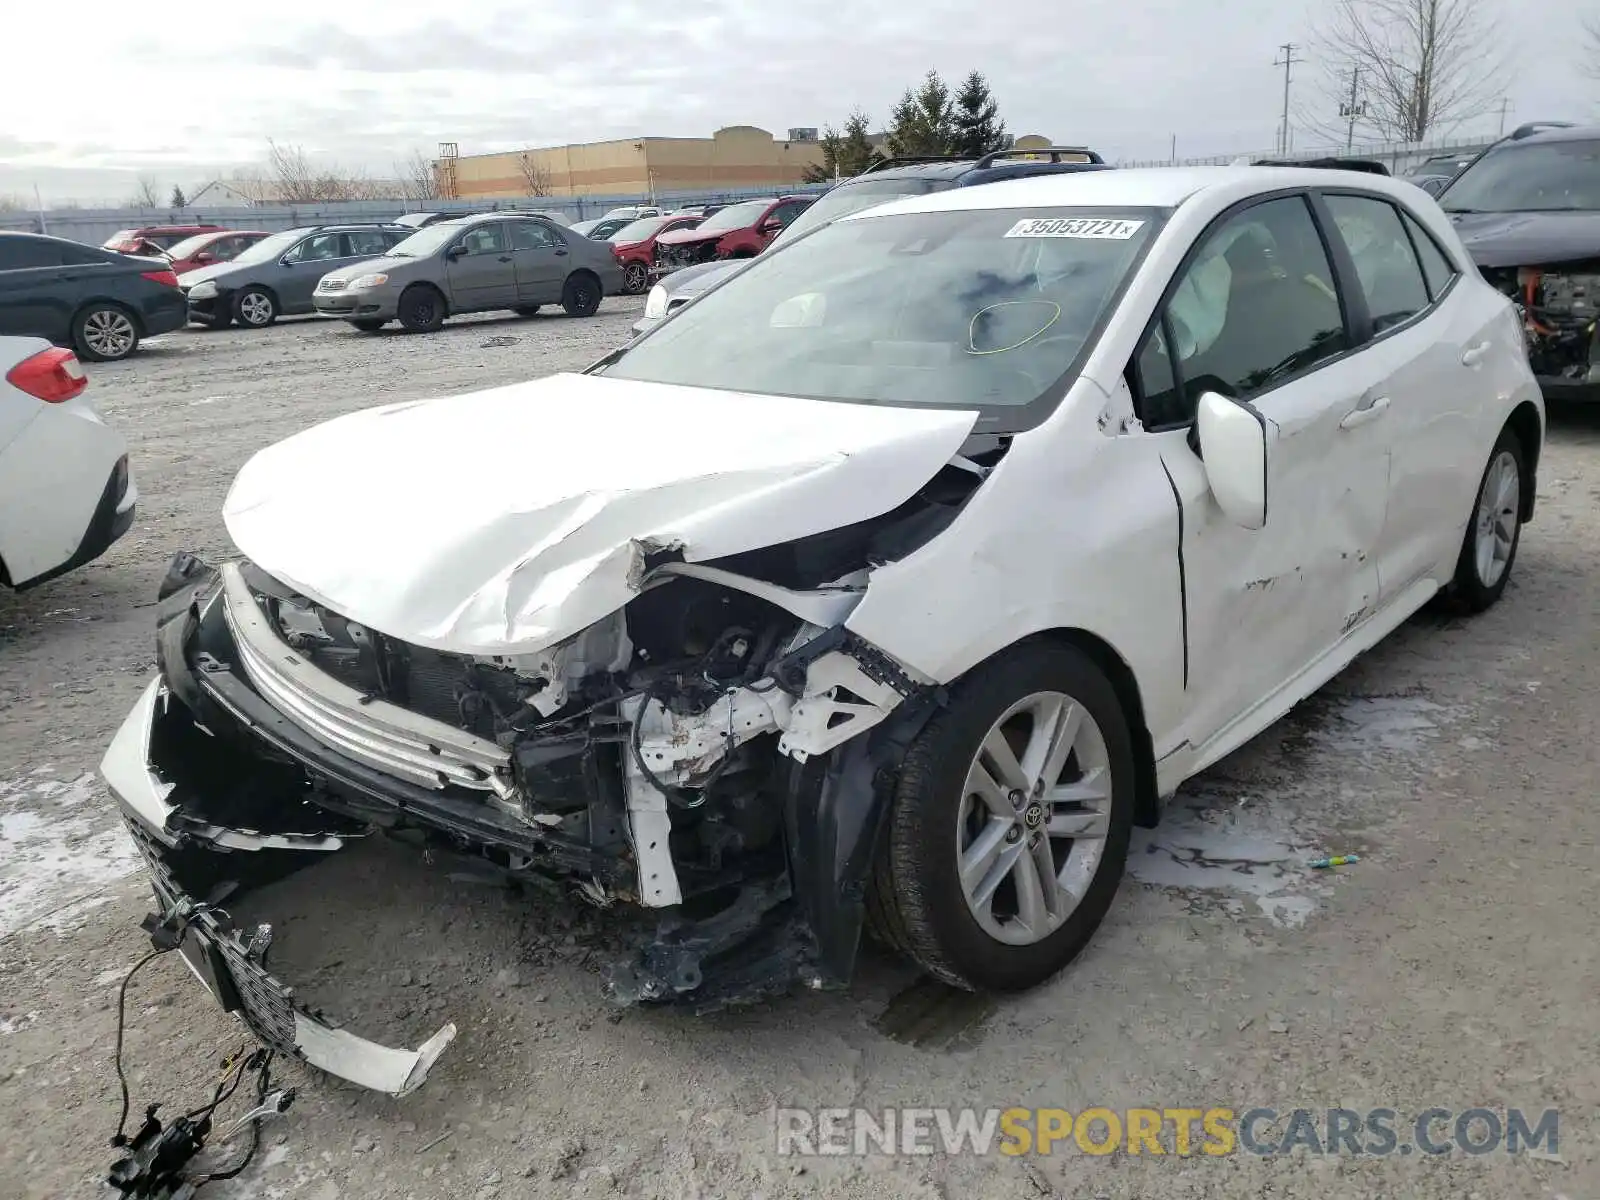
left=1004, top=218, right=1145, bottom=239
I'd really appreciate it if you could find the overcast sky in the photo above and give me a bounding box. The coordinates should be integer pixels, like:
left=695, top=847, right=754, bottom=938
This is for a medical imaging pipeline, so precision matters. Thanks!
left=1, top=0, right=1592, bottom=204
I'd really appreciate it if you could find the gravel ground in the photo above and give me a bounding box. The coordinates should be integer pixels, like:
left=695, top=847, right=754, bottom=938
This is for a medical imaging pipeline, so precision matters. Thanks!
left=1, top=305, right=1597, bottom=1199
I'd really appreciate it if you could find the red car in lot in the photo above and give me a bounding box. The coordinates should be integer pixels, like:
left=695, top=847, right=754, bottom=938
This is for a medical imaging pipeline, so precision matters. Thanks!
left=607, top=213, right=703, bottom=293
left=161, top=229, right=272, bottom=275
left=652, top=196, right=815, bottom=275
left=102, top=224, right=225, bottom=258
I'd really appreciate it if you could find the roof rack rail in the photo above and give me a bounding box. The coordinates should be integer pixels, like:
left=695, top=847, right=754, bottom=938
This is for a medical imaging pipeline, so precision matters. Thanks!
left=860, top=155, right=967, bottom=174
left=1509, top=121, right=1575, bottom=140
left=974, top=145, right=1104, bottom=168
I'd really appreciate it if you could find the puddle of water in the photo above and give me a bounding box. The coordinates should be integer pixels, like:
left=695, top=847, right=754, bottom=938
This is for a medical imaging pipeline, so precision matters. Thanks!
left=874, top=974, right=997, bottom=1050
left=1130, top=794, right=1327, bottom=928
left=0, top=772, right=139, bottom=937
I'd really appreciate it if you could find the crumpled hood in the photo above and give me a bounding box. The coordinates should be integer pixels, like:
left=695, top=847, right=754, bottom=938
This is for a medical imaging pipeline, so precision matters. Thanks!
left=224, top=373, right=979, bottom=655
left=655, top=227, right=728, bottom=248
left=1449, top=210, right=1600, bottom=269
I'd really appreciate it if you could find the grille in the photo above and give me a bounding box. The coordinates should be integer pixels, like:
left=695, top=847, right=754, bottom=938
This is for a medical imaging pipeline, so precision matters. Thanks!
left=221, top=563, right=509, bottom=792
left=122, top=814, right=299, bottom=1054
left=318, top=278, right=348, bottom=292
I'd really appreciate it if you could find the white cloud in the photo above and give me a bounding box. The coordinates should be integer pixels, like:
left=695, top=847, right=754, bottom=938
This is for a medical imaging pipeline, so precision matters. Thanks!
left=0, top=0, right=1588, bottom=202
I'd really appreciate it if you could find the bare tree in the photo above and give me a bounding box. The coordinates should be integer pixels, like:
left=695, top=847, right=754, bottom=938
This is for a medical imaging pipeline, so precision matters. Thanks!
left=1584, top=15, right=1600, bottom=80
left=266, top=139, right=321, bottom=202
left=517, top=151, right=553, bottom=197
left=1304, top=0, right=1509, bottom=145
left=132, top=174, right=162, bottom=207
left=396, top=148, right=439, bottom=201
left=0, top=194, right=27, bottom=213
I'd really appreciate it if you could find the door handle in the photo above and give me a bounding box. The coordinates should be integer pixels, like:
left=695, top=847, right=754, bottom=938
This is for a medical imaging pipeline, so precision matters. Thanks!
left=1461, top=341, right=1491, bottom=367
left=554, top=248, right=568, bottom=256
left=498, top=255, right=512, bottom=262
left=1339, top=395, right=1390, bottom=429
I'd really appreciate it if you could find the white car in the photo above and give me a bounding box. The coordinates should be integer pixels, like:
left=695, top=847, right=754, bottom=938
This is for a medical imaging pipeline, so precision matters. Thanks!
left=101, top=167, right=1539, bottom=1092
left=0, top=336, right=136, bottom=588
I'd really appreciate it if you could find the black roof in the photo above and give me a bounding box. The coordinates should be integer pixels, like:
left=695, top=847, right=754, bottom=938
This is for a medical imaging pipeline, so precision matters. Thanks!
left=839, top=145, right=1108, bottom=189
left=1502, top=121, right=1599, bottom=143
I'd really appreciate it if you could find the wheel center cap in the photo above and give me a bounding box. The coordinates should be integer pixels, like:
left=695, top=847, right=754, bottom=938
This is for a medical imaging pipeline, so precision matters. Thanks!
left=1023, top=803, right=1045, bottom=829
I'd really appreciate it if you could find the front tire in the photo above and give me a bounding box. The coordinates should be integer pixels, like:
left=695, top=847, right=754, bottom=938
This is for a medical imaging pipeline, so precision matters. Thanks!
left=867, top=641, right=1135, bottom=992
left=561, top=272, right=601, bottom=317
left=233, top=288, right=277, bottom=328
left=622, top=261, right=649, bottom=294
left=397, top=285, right=445, bottom=333
left=73, top=304, right=140, bottom=361
left=1444, top=429, right=1526, bottom=613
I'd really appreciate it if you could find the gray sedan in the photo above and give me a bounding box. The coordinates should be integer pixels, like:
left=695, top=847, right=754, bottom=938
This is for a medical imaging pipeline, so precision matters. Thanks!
left=312, top=214, right=624, bottom=333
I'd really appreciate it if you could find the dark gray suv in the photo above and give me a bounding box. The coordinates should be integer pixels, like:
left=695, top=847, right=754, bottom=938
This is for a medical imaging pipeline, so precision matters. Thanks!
left=179, top=224, right=410, bottom=329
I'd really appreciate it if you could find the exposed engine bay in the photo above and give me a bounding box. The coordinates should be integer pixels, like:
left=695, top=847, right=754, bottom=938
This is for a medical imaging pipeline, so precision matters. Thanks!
left=102, top=441, right=1009, bottom=1094
left=1482, top=262, right=1600, bottom=384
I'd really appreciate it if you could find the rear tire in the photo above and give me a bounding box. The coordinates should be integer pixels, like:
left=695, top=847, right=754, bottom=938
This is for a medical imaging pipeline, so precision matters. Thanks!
left=73, top=304, right=140, bottom=362
left=202, top=311, right=232, bottom=330
left=561, top=272, right=602, bottom=317
left=349, top=318, right=387, bottom=333
left=397, top=285, right=445, bottom=333
left=233, top=288, right=277, bottom=328
left=867, top=641, right=1135, bottom=992
left=1443, top=428, right=1525, bottom=613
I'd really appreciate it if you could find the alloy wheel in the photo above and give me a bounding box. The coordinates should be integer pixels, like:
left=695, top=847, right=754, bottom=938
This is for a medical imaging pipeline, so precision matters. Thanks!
left=1474, top=449, right=1519, bottom=588
left=83, top=309, right=136, bottom=358
left=956, top=690, right=1112, bottom=946
left=239, top=292, right=274, bottom=326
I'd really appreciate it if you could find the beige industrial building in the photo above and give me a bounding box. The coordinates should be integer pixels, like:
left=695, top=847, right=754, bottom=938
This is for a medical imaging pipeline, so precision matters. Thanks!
left=435, top=127, right=1063, bottom=199
left=436, top=127, right=828, bottom=199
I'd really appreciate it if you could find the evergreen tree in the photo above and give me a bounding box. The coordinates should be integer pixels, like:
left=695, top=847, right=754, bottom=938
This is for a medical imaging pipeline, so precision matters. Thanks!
left=886, top=70, right=957, bottom=157
left=802, top=109, right=884, bottom=181
left=169, top=185, right=187, bottom=208
left=951, top=71, right=1011, bottom=157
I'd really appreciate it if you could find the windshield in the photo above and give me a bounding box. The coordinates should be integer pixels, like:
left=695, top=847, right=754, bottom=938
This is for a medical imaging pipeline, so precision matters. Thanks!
left=230, top=230, right=306, bottom=265
left=166, top=233, right=219, bottom=259
left=694, top=200, right=773, bottom=233
left=603, top=206, right=1157, bottom=410
left=385, top=223, right=464, bottom=257
left=775, top=177, right=945, bottom=245
left=1441, top=140, right=1600, bottom=212
left=609, top=216, right=673, bottom=243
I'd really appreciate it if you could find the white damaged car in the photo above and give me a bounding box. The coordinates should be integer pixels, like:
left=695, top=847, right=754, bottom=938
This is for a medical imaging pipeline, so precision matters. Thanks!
left=101, top=167, right=1541, bottom=1094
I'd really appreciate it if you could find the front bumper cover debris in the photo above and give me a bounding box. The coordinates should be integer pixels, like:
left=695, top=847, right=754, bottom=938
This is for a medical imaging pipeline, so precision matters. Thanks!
left=102, top=551, right=947, bottom=1091
left=101, top=681, right=456, bottom=1097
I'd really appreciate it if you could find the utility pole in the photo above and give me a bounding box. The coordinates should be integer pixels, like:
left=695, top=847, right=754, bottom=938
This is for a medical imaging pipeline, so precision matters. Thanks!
left=1339, top=66, right=1368, bottom=151
left=1497, top=97, right=1512, bottom=137
left=1169, top=133, right=1177, bottom=164
left=1273, top=43, right=1303, bottom=157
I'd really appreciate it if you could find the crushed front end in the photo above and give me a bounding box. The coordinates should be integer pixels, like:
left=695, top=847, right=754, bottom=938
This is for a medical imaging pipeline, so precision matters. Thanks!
left=102, top=496, right=974, bottom=1088
left=1481, top=261, right=1600, bottom=398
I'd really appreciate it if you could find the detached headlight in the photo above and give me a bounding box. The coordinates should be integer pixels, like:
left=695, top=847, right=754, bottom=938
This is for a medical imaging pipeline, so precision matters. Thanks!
left=349, top=273, right=389, bottom=289
left=643, top=283, right=669, bottom=319
left=186, top=280, right=218, bottom=299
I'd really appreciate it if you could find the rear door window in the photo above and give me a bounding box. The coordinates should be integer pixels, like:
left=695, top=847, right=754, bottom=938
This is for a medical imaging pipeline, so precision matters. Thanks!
left=345, top=230, right=392, bottom=256
left=1399, top=210, right=1460, bottom=301
left=1322, top=194, right=1430, bottom=333
left=0, top=239, right=65, bottom=269
left=510, top=222, right=562, bottom=250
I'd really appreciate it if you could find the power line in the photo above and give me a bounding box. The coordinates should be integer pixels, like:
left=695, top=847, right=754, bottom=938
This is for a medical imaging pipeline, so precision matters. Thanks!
left=1273, top=42, right=1304, bottom=156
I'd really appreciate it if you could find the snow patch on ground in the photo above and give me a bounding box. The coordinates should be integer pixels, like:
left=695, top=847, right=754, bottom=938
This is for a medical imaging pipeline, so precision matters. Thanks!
left=0, top=770, right=138, bottom=938
left=1130, top=794, right=1327, bottom=927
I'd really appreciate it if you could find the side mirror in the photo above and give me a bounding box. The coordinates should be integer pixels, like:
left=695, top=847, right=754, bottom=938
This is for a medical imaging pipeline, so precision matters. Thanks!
left=193, top=252, right=215, bottom=265
left=761, top=219, right=783, bottom=234
left=446, top=244, right=466, bottom=260
left=1418, top=176, right=1446, bottom=196
left=1195, top=390, right=1269, bottom=529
